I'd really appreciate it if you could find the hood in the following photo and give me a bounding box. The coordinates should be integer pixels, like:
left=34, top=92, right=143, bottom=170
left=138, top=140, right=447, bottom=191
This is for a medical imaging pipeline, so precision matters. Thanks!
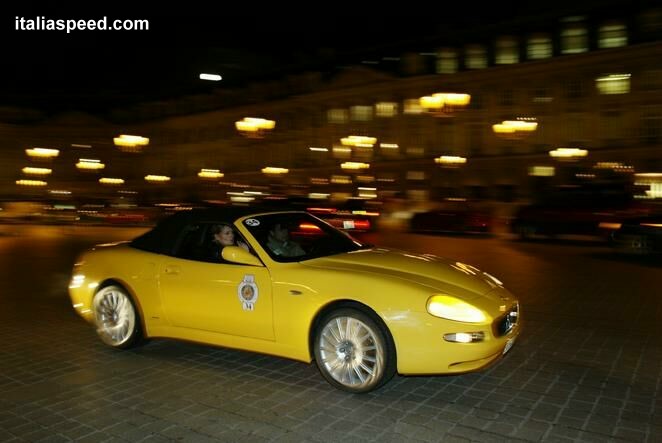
left=303, top=248, right=504, bottom=299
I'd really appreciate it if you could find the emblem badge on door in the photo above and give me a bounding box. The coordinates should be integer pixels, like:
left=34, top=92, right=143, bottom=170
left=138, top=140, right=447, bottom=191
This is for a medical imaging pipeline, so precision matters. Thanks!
left=238, top=274, right=259, bottom=311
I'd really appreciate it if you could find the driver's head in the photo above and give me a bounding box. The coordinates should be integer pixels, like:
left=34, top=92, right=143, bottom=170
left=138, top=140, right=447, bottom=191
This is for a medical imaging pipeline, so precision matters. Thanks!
left=270, top=223, right=289, bottom=242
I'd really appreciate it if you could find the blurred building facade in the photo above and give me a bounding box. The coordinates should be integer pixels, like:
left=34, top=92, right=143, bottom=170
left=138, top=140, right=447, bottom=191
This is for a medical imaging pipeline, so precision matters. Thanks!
left=2, top=5, right=661, bottom=210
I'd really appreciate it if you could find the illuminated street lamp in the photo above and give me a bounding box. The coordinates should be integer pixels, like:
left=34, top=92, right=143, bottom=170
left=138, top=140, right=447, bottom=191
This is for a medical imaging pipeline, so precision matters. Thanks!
left=114, top=134, right=149, bottom=153
left=340, top=136, right=377, bottom=148
left=548, top=148, right=588, bottom=160
left=99, top=178, right=125, bottom=185
left=435, top=156, right=467, bottom=167
left=145, top=175, right=171, bottom=183
left=261, top=167, right=289, bottom=175
left=420, top=93, right=470, bottom=117
left=493, top=118, right=538, bottom=139
left=76, top=159, right=105, bottom=171
left=16, top=179, right=47, bottom=187
left=341, top=162, right=370, bottom=170
left=236, top=117, right=276, bottom=138
left=22, top=167, right=52, bottom=176
left=199, top=73, right=222, bottom=81
left=198, top=169, right=224, bottom=179
left=26, top=147, right=59, bottom=159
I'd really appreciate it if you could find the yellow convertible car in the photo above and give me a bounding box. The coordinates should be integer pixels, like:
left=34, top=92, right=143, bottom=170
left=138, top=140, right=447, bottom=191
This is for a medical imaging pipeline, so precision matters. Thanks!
left=69, top=208, right=520, bottom=393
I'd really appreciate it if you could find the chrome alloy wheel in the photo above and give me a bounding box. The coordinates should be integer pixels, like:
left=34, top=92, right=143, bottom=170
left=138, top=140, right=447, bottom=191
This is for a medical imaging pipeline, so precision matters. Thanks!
left=317, top=316, right=384, bottom=390
left=93, top=286, right=137, bottom=347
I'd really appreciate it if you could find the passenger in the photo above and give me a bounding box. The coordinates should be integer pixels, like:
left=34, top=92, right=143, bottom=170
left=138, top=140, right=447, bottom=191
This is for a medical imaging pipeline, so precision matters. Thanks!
left=210, top=223, right=249, bottom=260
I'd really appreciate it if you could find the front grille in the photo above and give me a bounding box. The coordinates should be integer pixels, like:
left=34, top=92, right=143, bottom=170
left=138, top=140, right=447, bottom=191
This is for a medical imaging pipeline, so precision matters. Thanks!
left=494, top=303, right=519, bottom=337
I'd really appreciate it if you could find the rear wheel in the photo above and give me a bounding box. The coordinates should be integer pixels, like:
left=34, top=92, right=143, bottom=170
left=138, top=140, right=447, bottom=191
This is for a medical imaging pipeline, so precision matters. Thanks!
left=92, top=285, right=142, bottom=349
left=314, top=308, right=396, bottom=393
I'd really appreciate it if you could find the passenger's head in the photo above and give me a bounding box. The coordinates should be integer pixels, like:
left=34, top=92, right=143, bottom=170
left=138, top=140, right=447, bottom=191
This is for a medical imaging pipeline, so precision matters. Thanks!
left=212, top=223, right=235, bottom=246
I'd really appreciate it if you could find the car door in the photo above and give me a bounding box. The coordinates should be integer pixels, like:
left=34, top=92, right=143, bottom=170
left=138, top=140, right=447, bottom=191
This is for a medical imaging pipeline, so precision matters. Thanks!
left=159, top=222, right=274, bottom=341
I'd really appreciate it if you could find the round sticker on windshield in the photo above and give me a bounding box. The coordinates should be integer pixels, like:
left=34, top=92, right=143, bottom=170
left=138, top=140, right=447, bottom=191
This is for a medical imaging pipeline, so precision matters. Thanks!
left=244, top=218, right=260, bottom=227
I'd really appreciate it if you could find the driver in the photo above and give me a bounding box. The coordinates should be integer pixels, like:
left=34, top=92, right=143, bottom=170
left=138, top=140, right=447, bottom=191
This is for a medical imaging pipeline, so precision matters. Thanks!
left=266, top=223, right=305, bottom=257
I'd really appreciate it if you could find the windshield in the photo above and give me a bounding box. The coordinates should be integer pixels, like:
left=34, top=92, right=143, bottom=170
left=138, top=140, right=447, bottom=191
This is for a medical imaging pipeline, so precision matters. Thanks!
left=240, top=212, right=366, bottom=262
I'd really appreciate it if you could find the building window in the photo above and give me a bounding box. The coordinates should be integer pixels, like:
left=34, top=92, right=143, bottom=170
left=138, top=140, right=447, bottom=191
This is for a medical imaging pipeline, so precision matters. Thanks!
left=499, top=89, right=514, bottom=106
left=565, top=80, right=584, bottom=99
left=406, top=171, right=426, bottom=180
left=642, top=109, right=661, bottom=145
left=561, top=25, right=588, bottom=54
left=601, top=110, right=625, bottom=146
left=639, top=8, right=662, bottom=38
left=495, top=37, right=519, bottom=64
left=375, top=102, right=398, bottom=117
left=468, top=124, right=484, bottom=156
left=642, top=70, right=662, bottom=91
left=407, top=189, right=428, bottom=202
left=350, top=106, right=373, bottom=121
left=402, top=53, right=425, bottom=76
left=436, top=48, right=458, bottom=74
left=527, top=34, right=552, bottom=60
left=465, top=45, right=487, bottom=69
left=327, top=108, right=348, bottom=124
left=532, top=88, right=553, bottom=103
left=599, top=22, right=627, bottom=48
left=596, top=74, right=631, bottom=95
left=469, top=92, right=483, bottom=109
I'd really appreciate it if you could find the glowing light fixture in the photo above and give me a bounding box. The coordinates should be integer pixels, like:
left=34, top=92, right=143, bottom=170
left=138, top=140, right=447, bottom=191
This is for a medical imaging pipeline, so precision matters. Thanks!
left=341, top=162, right=370, bottom=170
left=198, top=169, right=224, bottom=179
left=145, top=175, right=171, bottom=182
left=549, top=148, right=588, bottom=158
left=200, top=73, right=222, bottom=81
left=22, top=167, right=52, bottom=176
left=76, top=159, right=105, bottom=170
left=99, top=178, right=125, bottom=185
left=26, top=148, right=59, bottom=159
left=261, top=167, right=289, bottom=175
left=435, top=156, right=467, bottom=165
left=16, top=179, right=47, bottom=186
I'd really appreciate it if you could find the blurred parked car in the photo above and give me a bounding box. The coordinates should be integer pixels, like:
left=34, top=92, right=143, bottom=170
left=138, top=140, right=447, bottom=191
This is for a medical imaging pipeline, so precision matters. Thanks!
left=511, top=185, right=649, bottom=240
left=410, top=201, right=492, bottom=234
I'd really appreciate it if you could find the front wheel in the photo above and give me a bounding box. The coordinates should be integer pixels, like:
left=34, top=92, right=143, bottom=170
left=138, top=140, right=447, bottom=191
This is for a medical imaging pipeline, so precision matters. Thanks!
left=314, top=308, right=396, bottom=393
left=92, top=285, right=142, bottom=349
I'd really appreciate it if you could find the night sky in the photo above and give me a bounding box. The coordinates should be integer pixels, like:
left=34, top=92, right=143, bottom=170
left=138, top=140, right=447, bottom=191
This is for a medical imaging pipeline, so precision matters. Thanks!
left=1, top=0, right=643, bottom=114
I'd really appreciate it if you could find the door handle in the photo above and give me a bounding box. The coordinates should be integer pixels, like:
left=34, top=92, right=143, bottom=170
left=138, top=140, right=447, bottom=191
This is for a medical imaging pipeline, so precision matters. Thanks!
left=289, top=289, right=302, bottom=295
left=164, top=265, right=181, bottom=275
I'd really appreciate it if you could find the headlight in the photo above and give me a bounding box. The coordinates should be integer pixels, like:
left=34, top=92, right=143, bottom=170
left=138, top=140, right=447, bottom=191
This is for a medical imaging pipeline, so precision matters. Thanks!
left=426, top=295, right=487, bottom=323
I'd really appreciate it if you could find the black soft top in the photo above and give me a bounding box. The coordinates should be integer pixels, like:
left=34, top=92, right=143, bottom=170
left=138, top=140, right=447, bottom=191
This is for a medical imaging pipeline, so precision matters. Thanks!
left=130, top=206, right=296, bottom=255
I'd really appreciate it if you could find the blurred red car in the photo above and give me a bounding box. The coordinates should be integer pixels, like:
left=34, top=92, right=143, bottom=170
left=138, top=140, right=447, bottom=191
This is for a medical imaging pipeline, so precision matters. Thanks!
left=410, top=201, right=492, bottom=234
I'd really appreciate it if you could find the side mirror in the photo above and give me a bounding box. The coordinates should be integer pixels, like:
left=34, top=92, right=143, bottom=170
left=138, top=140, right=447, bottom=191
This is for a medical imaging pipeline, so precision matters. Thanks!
left=222, top=246, right=263, bottom=266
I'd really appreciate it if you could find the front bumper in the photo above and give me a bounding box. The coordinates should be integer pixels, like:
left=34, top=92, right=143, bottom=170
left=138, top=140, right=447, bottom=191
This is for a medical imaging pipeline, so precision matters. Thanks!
left=389, top=303, right=521, bottom=375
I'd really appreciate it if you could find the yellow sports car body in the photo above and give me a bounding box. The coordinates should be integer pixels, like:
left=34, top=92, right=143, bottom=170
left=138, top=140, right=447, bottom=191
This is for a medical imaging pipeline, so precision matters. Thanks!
left=69, top=208, right=520, bottom=392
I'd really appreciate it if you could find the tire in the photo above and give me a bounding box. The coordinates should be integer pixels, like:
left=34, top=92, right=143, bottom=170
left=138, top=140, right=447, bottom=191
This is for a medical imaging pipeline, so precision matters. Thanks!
left=92, top=284, right=143, bottom=349
left=314, top=308, right=396, bottom=393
